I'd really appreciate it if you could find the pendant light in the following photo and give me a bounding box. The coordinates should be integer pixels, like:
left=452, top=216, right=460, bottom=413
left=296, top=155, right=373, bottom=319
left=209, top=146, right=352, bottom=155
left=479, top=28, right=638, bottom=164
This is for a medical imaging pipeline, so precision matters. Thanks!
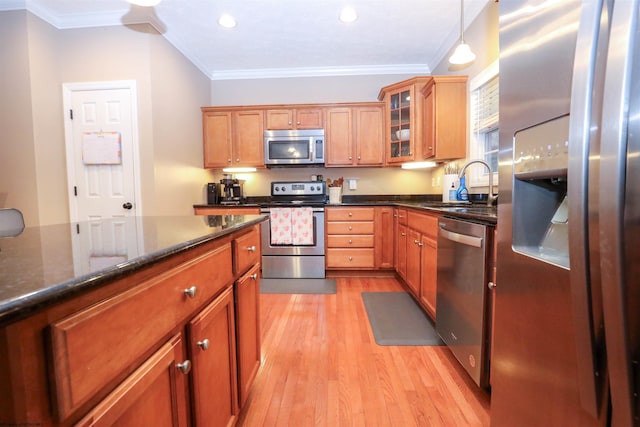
left=449, top=0, right=476, bottom=65
left=126, top=0, right=162, bottom=7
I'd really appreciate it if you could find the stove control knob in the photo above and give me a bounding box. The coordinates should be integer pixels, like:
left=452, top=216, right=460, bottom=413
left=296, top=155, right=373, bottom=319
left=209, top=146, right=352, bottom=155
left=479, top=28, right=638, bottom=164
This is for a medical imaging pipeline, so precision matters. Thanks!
left=274, top=187, right=279, bottom=192
left=280, top=186, right=286, bottom=192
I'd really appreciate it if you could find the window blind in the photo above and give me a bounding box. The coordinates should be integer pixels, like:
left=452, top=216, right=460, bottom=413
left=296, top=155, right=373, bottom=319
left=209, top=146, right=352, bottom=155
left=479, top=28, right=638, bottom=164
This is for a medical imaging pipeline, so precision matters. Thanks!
left=472, top=74, right=499, bottom=134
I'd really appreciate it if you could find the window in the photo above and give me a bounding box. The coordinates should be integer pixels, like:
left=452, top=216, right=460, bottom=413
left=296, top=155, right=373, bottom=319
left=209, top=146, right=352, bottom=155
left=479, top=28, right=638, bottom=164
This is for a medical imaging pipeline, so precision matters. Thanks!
left=468, top=61, right=499, bottom=188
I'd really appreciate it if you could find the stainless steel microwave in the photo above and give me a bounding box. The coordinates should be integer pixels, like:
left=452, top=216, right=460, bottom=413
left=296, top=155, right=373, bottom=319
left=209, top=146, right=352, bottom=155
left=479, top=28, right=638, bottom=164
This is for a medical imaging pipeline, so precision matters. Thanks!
left=264, top=129, right=324, bottom=166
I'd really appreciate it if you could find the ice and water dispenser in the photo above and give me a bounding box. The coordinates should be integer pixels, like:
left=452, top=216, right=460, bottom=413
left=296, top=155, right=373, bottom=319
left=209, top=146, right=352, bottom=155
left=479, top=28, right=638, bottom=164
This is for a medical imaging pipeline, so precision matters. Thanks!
left=512, top=115, right=570, bottom=268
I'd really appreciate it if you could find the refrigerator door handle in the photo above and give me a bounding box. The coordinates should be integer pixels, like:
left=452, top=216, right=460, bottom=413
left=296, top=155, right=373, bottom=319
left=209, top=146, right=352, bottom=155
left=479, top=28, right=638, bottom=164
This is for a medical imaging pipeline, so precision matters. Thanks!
left=567, top=0, right=609, bottom=418
left=599, top=0, right=639, bottom=425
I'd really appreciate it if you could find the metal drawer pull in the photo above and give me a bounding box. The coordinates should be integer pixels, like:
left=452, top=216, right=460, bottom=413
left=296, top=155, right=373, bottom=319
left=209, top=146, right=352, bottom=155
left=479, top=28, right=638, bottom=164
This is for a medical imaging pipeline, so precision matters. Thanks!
left=414, top=239, right=419, bottom=244
left=250, top=273, right=258, bottom=280
left=348, top=212, right=353, bottom=217
left=197, top=339, right=210, bottom=351
left=348, top=226, right=353, bottom=230
left=349, top=239, right=353, bottom=244
left=183, top=286, right=197, bottom=298
left=176, top=360, right=191, bottom=374
left=247, top=246, right=256, bottom=252
left=488, top=282, right=497, bottom=289
left=349, top=256, right=353, bottom=261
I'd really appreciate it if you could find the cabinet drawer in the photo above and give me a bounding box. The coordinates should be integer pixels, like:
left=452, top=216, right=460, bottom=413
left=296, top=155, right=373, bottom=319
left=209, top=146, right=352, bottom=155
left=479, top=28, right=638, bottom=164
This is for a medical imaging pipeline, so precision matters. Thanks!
left=49, top=244, right=233, bottom=420
left=326, top=248, right=375, bottom=268
left=407, top=210, right=439, bottom=237
left=326, top=221, right=374, bottom=235
left=234, top=225, right=260, bottom=275
left=327, top=235, right=374, bottom=248
left=326, top=207, right=375, bottom=221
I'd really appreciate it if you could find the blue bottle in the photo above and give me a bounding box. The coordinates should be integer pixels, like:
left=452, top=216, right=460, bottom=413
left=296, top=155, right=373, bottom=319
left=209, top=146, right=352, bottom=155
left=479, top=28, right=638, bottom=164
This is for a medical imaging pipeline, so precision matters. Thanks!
left=456, top=176, right=469, bottom=201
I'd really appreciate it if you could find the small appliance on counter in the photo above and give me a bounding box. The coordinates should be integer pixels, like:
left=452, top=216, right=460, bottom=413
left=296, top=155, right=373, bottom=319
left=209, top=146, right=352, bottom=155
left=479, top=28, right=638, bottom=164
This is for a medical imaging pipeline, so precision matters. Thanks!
left=206, top=183, right=219, bottom=205
left=219, top=174, right=244, bottom=205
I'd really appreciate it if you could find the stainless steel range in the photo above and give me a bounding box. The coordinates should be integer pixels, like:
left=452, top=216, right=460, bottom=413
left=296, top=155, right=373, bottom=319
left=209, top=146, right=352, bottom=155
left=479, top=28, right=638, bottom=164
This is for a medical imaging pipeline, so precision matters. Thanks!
left=260, top=181, right=326, bottom=278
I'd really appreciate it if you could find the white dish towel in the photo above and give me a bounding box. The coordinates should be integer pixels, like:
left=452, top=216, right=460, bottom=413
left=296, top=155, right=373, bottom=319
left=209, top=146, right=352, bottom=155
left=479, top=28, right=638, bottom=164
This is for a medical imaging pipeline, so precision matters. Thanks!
left=291, top=207, right=314, bottom=245
left=269, top=208, right=292, bottom=245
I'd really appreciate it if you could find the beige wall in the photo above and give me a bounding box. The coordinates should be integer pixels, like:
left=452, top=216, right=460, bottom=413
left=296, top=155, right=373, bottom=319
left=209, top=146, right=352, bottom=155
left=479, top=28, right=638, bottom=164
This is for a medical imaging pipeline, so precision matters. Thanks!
left=430, top=0, right=500, bottom=196
left=1, top=2, right=499, bottom=220
left=0, top=11, right=40, bottom=225
left=0, top=11, right=214, bottom=225
left=205, top=1, right=500, bottom=200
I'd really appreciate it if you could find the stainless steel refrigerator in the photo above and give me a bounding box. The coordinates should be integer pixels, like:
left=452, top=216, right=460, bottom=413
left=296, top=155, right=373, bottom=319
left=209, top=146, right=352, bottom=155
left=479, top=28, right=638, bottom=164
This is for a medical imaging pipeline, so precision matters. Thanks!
left=494, top=1, right=639, bottom=426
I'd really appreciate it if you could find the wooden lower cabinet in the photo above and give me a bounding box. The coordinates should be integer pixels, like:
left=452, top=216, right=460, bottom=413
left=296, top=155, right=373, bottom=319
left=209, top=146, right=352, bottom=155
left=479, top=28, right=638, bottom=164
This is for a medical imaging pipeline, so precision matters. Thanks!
left=396, top=223, right=408, bottom=280
left=326, top=207, right=375, bottom=269
left=326, top=206, right=395, bottom=270
left=0, top=225, right=263, bottom=427
left=75, top=334, right=189, bottom=427
left=374, top=206, right=395, bottom=269
left=419, top=235, right=437, bottom=317
left=189, top=286, right=238, bottom=427
left=235, top=264, right=261, bottom=407
left=405, top=228, right=422, bottom=297
left=401, top=210, right=439, bottom=319
left=394, top=208, right=408, bottom=280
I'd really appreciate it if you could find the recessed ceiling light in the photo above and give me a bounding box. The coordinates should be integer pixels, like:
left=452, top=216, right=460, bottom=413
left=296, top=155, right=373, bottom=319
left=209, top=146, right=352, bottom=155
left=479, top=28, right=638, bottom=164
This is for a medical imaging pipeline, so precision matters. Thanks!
left=339, top=6, right=358, bottom=23
left=218, top=14, right=237, bottom=28
left=126, top=0, right=162, bottom=6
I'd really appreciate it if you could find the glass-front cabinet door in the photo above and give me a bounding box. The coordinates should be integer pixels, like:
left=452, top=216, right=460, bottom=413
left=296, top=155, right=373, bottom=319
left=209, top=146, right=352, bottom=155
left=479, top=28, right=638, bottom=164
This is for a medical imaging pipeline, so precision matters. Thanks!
left=389, top=88, right=413, bottom=160
left=378, top=77, right=431, bottom=164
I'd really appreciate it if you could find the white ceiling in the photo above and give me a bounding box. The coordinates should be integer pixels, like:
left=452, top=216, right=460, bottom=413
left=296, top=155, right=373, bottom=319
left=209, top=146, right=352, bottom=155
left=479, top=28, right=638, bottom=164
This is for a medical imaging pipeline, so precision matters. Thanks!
left=1, top=0, right=491, bottom=80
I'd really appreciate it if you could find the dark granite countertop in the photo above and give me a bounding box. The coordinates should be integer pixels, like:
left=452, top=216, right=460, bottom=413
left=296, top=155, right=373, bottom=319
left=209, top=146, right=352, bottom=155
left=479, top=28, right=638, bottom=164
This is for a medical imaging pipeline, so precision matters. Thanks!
left=0, top=214, right=266, bottom=327
left=195, top=194, right=497, bottom=225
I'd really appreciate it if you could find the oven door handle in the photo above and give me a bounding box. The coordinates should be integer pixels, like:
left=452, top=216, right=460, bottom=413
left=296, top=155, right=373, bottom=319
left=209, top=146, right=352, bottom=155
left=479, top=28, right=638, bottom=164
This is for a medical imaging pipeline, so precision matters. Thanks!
left=438, top=226, right=483, bottom=248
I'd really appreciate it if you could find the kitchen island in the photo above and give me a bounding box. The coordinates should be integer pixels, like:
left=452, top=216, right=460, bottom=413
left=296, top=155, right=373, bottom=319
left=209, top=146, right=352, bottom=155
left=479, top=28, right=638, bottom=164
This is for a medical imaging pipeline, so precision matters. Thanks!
left=0, top=214, right=266, bottom=426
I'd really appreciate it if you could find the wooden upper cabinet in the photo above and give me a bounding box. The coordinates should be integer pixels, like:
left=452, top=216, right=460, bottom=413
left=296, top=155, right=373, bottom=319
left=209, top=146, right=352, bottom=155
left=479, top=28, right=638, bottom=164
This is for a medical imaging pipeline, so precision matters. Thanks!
left=354, top=105, right=384, bottom=166
left=325, top=107, right=353, bottom=166
left=378, top=75, right=467, bottom=164
left=233, top=110, right=264, bottom=167
left=265, top=107, right=323, bottom=129
left=202, top=108, right=264, bottom=169
left=378, top=77, right=431, bottom=164
left=325, top=102, right=384, bottom=167
left=203, top=110, right=232, bottom=169
left=421, top=76, right=467, bottom=161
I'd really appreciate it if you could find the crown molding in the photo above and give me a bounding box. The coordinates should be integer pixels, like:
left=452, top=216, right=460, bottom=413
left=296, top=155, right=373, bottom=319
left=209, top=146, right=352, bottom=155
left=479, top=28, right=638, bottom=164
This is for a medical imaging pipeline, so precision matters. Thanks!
left=208, top=64, right=433, bottom=81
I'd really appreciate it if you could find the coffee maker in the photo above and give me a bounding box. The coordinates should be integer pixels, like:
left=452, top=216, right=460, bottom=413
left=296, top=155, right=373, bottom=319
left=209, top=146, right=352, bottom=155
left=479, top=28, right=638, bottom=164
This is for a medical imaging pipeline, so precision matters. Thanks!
left=219, top=174, right=244, bottom=205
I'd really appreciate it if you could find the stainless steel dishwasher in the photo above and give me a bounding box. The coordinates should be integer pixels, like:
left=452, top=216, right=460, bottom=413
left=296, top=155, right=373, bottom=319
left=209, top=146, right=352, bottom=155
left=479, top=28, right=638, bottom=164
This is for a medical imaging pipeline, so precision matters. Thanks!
left=436, top=216, right=490, bottom=388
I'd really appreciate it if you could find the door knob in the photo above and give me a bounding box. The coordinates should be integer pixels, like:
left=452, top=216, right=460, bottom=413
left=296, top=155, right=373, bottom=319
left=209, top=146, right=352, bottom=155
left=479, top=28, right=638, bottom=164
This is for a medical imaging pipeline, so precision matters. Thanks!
left=122, top=202, right=133, bottom=210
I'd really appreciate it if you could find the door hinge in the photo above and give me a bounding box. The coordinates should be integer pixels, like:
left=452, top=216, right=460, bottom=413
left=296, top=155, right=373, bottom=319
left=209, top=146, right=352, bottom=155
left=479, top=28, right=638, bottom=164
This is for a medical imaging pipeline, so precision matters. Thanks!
left=69, top=109, right=73, bottom=120
left=76, top=224, right=80, bottom=234
left=73, top=186, right=77, bottom=196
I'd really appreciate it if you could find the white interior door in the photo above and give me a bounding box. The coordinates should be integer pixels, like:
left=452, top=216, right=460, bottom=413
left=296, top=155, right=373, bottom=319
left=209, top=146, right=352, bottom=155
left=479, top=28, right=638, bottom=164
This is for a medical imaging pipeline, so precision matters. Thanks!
left=63, top=81, right=142, bottom=274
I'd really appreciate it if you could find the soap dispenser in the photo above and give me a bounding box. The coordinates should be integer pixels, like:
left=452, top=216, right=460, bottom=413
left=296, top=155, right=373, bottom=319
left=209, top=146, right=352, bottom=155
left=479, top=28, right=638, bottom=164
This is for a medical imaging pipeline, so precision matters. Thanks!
left=457, top=175, right=469, bottom=201
left=448, top=182, right=457, bottom=201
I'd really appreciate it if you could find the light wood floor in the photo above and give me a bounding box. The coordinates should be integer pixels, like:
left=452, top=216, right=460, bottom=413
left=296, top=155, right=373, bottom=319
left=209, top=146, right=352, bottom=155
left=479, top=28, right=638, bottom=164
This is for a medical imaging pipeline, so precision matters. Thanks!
left=237, top=276, right=490, bottom=427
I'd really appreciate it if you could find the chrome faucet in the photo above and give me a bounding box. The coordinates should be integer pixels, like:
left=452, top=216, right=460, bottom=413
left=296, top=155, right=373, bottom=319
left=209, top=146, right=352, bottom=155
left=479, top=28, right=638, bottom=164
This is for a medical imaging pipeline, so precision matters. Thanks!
left=458, top=159, right=498, bottom=206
